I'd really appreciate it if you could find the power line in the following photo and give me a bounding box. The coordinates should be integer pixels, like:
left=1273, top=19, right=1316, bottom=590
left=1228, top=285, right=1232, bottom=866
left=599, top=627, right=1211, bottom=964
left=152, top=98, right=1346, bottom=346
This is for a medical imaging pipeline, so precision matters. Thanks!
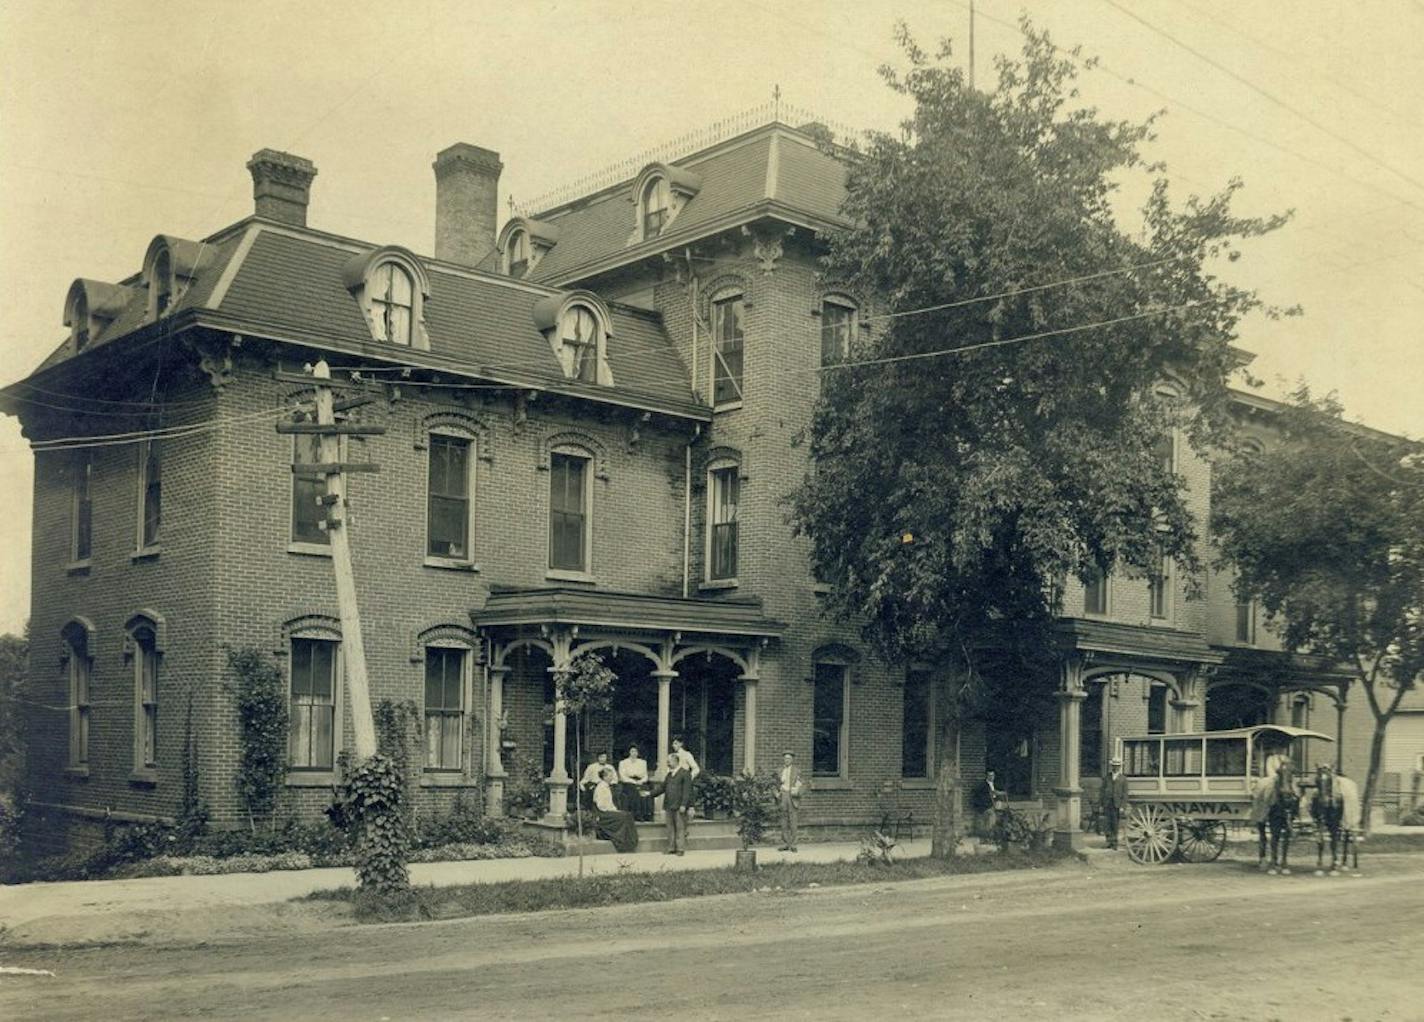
left=803, top=299, right=1208, bottom=373
left=1100, top=0, right=1424, bottom=197
left=29, top=405, right=305, bottom=452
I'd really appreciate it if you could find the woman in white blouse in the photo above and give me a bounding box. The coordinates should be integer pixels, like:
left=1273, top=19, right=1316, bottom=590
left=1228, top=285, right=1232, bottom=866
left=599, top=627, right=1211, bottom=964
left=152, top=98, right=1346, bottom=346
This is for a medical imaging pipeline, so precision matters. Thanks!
left=618, top=744, right=652, bottom=821
left=593, top=766, right=639, bottom=852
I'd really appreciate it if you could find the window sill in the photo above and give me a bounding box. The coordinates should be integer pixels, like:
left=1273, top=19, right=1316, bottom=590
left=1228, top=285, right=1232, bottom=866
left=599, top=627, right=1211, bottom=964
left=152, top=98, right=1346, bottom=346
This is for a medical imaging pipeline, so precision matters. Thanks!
left=286, top=770, right=337, bottom=787
left=712, top=401, right=743, bottom=414
left=420, top=773, right=478, bottom=789
left=811, top=582, right=832, bottom=595
left=545, top=569, right=596, bottom=584
left=287, top=542, right=332, bottom=558
left=130, top=545, right=161, bottom=563
left=128, top=770, right=158, bottom=788
left=810, top=777, right=853, bottom=790
left=698, top=578, right=739, bottom=592
left=424, top=557, right=481, bottom=573
left=65, top=559, right=92, bottom=576
left=63, top=765, right=90, bottom=780
left=900, top=778, right=935, bottom=790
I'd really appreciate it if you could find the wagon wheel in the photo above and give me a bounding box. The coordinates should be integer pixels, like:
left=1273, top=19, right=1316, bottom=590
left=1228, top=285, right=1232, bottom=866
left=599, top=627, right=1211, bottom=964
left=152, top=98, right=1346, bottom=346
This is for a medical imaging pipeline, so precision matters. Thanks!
left=1124, top=804, right=1179, bottom=865
left=1177, top=819, right=1228, bottom=863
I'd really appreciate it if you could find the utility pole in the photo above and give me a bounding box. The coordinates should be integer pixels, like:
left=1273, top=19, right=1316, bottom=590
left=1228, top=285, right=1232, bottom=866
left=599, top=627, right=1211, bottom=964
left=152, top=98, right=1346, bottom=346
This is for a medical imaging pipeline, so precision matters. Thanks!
left=277, top=359, right=385, bottom=759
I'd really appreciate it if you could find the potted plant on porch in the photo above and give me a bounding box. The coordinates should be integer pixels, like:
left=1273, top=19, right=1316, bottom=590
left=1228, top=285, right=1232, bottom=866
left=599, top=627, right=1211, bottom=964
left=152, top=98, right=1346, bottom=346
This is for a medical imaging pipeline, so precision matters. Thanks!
left=730, top=769, right=779, bottom=871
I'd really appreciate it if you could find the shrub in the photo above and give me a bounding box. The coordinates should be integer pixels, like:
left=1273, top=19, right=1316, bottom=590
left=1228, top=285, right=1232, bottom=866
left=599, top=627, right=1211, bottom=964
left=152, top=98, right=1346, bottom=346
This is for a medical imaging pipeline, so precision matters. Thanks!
left=502, top=751, right=547, bottom=820
left=730, top=770, right=780, bottom=849
left=413, top=793, right=510, bottom=849
left=695, top=773, right=736, bottom=817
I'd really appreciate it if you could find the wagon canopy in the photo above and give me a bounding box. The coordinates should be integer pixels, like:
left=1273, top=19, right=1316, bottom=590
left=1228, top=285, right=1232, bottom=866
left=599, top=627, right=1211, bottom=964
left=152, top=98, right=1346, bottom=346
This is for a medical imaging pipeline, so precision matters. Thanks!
left=1119, top=724, right=1334, bottom=744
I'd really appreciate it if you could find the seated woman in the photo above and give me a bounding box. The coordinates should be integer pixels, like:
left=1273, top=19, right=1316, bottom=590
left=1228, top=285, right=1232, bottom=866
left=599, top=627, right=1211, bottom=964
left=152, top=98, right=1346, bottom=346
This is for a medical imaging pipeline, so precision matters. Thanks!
left=593, top=766, right=640, bottom=853
left=618, top=745, right=653, bottom=822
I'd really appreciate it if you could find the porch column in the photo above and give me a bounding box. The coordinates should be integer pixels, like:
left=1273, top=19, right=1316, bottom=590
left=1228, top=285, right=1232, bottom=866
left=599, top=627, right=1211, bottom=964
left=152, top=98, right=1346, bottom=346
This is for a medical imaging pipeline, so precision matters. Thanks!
left=1054, top=655, right=1087, bottom=851
left=486, top=663, right=509, bottom=815
left=546, top=684, right=571, bottom=822
left=653, top=670, right=675, bottom=776
left=741, top=676, right=758, bottom=773
left=1336, top=697, right=1347, bottom=772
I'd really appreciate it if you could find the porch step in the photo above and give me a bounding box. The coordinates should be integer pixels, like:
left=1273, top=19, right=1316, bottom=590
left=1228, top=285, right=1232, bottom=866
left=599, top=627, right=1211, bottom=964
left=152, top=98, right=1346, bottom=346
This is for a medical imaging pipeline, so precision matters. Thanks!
left=567, top=819, right=743, bottom=856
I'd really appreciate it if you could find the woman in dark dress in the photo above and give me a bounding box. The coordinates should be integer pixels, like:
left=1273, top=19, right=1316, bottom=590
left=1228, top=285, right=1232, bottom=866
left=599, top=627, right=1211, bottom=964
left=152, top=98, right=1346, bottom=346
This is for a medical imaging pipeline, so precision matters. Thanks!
left=593, top=767, right=639, bottom=853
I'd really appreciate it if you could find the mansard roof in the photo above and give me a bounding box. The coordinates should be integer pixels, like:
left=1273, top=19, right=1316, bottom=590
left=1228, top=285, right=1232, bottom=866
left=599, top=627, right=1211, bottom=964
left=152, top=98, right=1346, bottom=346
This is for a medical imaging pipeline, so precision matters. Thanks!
left=15, top=219, right=702, bottom=421
left=525, top=122, right=850, bottom=286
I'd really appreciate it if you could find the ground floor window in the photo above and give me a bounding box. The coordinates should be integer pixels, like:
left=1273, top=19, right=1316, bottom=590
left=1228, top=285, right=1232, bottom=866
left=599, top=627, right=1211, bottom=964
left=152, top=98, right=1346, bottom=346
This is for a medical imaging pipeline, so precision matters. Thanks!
left=290, top=637, right=337, bottom=769
left=1147, top=683, right=1168, bottom=734
left=424, top=646, right=466, bottom=771
left=812, top=662, right=847, bottom=777
left=901, top=669, right=931, bottom=779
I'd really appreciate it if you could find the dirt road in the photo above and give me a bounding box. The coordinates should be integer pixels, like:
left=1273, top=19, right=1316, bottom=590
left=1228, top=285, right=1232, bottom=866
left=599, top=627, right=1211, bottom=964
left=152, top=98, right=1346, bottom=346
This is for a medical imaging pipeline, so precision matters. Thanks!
left=2, top=853, right=1421, bottom=1021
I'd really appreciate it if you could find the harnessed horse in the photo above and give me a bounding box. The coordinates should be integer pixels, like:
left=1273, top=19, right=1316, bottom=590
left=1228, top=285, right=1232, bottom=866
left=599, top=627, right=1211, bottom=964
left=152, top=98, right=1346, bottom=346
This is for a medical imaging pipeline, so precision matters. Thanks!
left=1311, top=765, right=1362, bottom=876
left=1250, top=760, right=1299, bottom=875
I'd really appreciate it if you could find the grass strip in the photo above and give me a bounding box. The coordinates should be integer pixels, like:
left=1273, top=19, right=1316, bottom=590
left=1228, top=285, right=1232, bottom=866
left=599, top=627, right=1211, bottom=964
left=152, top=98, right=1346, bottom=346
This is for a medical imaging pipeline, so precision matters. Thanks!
left=302, top=847, right=1073, bottom=923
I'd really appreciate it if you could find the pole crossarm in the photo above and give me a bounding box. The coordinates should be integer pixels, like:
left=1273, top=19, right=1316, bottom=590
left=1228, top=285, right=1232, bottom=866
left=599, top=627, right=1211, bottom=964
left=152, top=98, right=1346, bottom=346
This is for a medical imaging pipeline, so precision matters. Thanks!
left=276, top=422, right=387, bottom=436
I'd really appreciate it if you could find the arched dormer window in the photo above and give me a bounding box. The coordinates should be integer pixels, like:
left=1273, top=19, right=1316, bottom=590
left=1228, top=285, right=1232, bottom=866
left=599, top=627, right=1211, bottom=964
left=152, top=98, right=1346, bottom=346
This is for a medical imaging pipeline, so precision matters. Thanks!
left=642, top=176, right=670, bottom=239
left=497, top=217, right=560, bottom=279
left=531, top=292, right=614, bottom=386
left=506, top=229, right=530, bottom=278
left=142, top=236, right=213, bottom=322
left=66, top=290, right=90, bottom=352
left=342, top=246, right=431, bottom=350
left=630, top=163, right=702, bottom=244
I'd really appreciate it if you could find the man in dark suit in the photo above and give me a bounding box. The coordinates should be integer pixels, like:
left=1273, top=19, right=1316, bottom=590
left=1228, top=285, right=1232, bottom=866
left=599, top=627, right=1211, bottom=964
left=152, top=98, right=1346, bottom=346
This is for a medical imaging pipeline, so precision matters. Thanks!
left=650, top=753, right=694, bottom=855
left=1101, top=755, right=1130, bottom=850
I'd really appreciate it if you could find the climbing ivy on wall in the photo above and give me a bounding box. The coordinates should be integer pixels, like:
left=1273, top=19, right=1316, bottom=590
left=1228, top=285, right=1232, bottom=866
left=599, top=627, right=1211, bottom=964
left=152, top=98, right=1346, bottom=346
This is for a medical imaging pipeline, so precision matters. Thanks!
left=225, top=648, right=289, bottom=832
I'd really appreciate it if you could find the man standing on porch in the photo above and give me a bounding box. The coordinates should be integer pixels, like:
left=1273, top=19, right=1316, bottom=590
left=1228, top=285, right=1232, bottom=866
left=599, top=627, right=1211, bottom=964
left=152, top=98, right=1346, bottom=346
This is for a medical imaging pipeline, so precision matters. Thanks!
left=650, top=753, right=694, bottom=855
left=778, top=751, right=806, bottom=852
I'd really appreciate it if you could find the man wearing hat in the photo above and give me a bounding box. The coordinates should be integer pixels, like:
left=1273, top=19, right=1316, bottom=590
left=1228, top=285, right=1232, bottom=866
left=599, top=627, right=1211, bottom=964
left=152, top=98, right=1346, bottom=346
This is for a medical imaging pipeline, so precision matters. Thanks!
left=1101, top=754, right=1129, bottom=850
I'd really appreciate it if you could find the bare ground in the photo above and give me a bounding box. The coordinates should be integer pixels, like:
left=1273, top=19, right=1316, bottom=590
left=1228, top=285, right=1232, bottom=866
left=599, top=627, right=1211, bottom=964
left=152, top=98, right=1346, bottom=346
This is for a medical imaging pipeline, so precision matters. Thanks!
left=2, top=851, right=1421, bottom=1021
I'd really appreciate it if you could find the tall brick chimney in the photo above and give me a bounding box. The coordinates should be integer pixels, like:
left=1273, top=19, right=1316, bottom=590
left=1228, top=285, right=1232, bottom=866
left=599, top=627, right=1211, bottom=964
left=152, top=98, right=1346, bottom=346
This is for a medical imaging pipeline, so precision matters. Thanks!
left=434, top=143, right=503, bottom=265
left=247, top=149, right=317, bottom=227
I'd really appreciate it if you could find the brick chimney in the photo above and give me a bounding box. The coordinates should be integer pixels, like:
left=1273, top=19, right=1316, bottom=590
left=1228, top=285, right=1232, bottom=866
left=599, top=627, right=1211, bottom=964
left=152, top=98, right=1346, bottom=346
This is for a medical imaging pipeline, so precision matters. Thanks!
left=247, top=149, right=317, bottom=227
left=434, top=143, right=503, bottom=265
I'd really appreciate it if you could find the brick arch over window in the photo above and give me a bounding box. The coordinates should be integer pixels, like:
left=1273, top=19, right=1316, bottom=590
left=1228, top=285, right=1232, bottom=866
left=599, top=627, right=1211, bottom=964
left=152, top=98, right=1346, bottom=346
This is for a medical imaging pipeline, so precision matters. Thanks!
left=538, top=430, right=610, bottom=480
left=810, top=641, right=861, bottom=684
left=123, top=609, right=168, bottom=655
left=813, top=280, right=869, bottom=312
left=277, top=611, right=342, bottom=654
left=418, top=412, right=494, bottom=464
left=698, top=273, right=752, bottom=321
left=59, top=616, right=97, bottom=662
left=410, top=623, right=481, bottom=663
left=701, top=445, right=748, bottom=480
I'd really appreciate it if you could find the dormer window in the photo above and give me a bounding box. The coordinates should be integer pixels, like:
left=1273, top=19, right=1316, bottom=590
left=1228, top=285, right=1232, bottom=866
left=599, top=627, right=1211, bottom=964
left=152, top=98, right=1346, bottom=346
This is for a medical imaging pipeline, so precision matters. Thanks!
left=342, top=246, right=431, bottom=349
left=152, top=249, right=173, bottom=316
left=368, top=262, right=414, bottom=345
left=64, top=279, right=133, bottom=355
left=67, top=292, right=90, bottom=352
left=561, top=305, right=600, bottom=383
left=642, top=176, right=670, bottom=239
left=506, top=229, right=530, bottom=278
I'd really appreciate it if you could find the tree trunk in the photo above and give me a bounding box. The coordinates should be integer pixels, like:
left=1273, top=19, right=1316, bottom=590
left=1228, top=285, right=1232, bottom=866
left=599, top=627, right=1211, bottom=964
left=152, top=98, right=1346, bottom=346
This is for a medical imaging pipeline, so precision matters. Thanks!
left=930, top=674, right=962, bottom=859
left=1359, top=720, right=1388, bottom=834
left=574, top=720, right=585, bottom=878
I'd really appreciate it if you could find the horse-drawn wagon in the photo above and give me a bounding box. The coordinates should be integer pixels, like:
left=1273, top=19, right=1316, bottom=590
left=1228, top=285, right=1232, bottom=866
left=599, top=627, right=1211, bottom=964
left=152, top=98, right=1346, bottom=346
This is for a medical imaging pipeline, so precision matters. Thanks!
left=1117, top=724, right=1352, bottom=870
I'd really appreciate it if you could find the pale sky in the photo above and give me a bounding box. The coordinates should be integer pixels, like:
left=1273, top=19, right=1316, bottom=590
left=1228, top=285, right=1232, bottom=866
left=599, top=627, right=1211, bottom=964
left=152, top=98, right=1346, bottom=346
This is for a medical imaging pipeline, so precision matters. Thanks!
left=1, top=0, right=1421, bottom=635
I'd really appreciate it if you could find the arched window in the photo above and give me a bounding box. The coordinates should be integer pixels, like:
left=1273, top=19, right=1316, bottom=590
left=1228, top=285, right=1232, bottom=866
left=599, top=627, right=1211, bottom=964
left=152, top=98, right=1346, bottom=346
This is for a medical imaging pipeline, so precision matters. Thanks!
left=137, top=439, right=161, bottom=551
left=68, top=291, right=90, bottom=352
left=642, top=176, right=670, bottom=239
left=505, top=229, right=530, bottom=277
left=427, top=429, right=474, bottom=562
left=706, top=459, right=740, bottom=583
left=151, top=248, right=173, bottom=317
left=424, top=641, right=470, bottom=772
left=548, top=446, right=593, bottom=574
left=290, top=634, right=341, bottom=771
left=61, top=621, right=93, bottom=770
left=130, top=623, right=160, bottom=774
left=368, top=262, right=415, bottom=345
left=710, top=289, right=744, bottom=407
left=559, top=305, right=601, bottom=383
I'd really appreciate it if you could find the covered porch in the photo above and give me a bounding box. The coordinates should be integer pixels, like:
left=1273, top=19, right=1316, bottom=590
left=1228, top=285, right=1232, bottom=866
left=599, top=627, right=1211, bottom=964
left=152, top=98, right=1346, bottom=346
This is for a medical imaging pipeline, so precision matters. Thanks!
left=474, top=587, right=784, bottom=823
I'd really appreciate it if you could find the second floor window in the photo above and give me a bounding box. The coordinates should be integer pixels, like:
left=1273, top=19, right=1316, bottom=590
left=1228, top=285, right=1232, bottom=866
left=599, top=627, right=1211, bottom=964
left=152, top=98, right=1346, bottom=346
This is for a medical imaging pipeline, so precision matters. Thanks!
left=427, top=434, right=471, bottom=560
left=708, top=465, right=739, bottom=581
left=72, top=451, right=93, bottom=562
left=291, top=434, right=329, bottom=546
left=1235, top=598, right=1256, bottom=644
left=368, top=262, right=414, bottom=345
left=549, top=451, right=589, bottom=572
left=1083, top=564, right=1108, bottom=616
left=139, top=439, right=161, bottom=549
left=820, top=299, right=857, bottom=365
left=290, top=637, right=337, bottom=770
left=1148, top=543, right=1170, bottom=620
left=424, top=646, right=466, bottom=771
left=711, top=293, right=744, bottom=406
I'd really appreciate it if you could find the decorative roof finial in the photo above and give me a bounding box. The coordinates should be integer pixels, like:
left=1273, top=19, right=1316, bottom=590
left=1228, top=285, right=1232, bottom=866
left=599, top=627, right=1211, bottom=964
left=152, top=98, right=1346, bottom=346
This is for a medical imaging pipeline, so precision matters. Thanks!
left=773, top=84, right=782, bottom=122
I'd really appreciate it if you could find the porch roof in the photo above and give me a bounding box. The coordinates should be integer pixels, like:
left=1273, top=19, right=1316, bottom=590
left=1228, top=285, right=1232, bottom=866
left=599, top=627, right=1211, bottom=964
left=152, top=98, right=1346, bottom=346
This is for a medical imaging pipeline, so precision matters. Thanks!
left=1055, top=618, right=1225, bottom=670
left=474, top=586, right=785, bottom=639
left=1209, top=646, right=1355, bottom=691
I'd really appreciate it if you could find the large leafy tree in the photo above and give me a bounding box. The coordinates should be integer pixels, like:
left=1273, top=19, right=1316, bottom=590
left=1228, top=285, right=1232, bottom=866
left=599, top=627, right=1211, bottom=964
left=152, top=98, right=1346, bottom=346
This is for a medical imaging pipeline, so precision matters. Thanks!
left=790, top=23, right=1287, bottom=854
left=1212, top=390, right=1423, bottom=830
